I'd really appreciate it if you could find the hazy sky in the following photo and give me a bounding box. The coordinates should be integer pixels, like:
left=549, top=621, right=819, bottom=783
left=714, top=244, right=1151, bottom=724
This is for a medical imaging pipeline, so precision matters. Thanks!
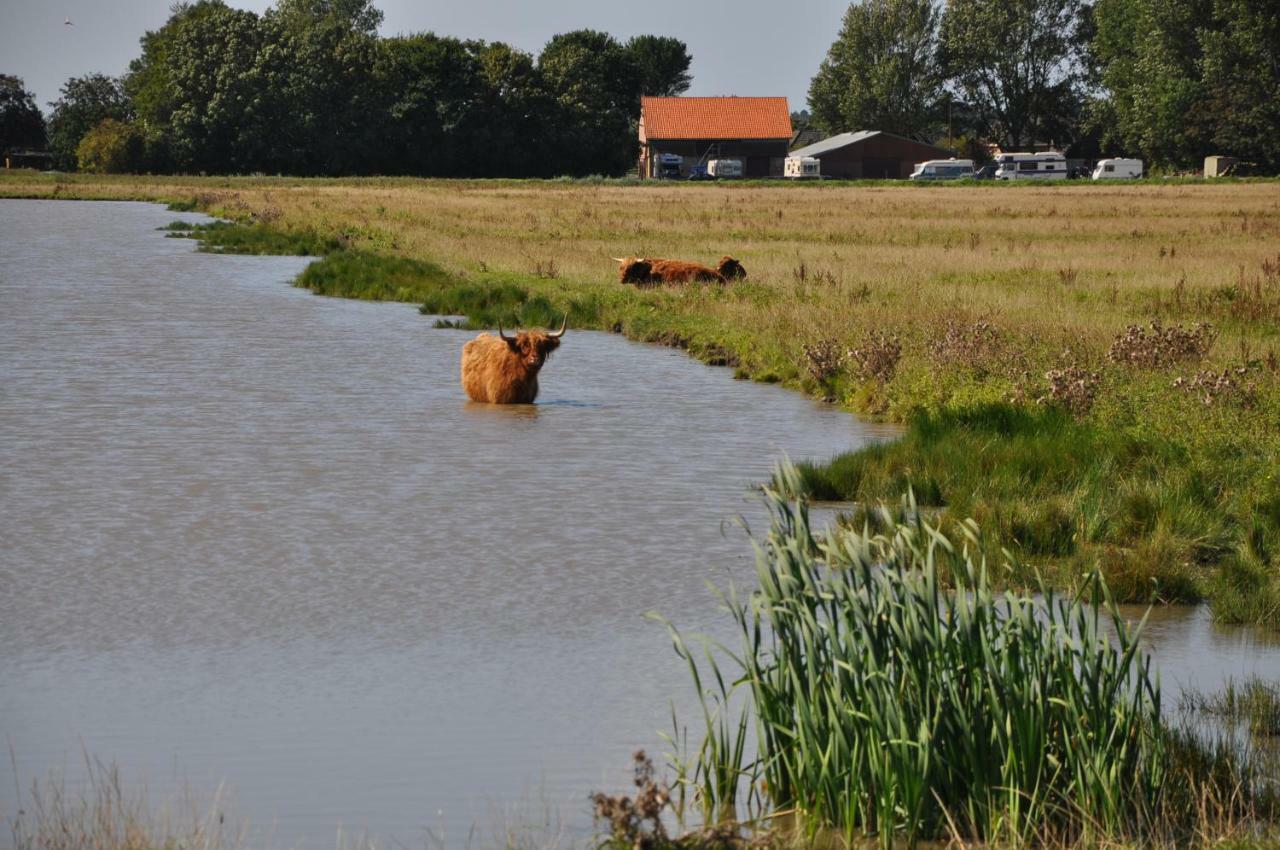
left=4, top=0, right=850, bottom=116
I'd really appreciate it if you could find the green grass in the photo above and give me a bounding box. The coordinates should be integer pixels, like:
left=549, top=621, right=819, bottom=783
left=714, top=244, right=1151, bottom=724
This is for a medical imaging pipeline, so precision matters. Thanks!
left=655, top=463, right=1278, bottom=848
left=161, top=219, right=340, bottom=255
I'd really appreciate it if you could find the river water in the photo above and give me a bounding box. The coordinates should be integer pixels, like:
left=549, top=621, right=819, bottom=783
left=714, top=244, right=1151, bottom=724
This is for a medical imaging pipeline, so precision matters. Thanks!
left=2, top=200, right=1279, bottom=848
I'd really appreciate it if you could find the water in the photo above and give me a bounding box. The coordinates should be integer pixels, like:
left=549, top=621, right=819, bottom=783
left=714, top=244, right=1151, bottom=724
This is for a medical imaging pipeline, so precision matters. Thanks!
left=0, top=200, right=898, bottom=847
left=3, top=200, right=1279, bottom=847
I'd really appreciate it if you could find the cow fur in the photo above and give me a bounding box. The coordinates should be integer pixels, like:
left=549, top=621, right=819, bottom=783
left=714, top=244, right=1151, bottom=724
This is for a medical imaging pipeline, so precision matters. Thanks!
left=617, top=255, right=744, bottom=286
left=461, top=327, right=562, bottom=404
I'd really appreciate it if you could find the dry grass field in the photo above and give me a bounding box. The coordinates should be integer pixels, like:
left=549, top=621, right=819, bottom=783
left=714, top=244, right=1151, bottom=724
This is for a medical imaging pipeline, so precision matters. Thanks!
left=4, top=172, right=1280, bottom=621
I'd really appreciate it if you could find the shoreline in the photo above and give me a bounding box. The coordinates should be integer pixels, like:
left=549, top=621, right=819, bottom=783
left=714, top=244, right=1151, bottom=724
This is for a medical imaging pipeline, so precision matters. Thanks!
left=4, top=175, right=1279, bottom=625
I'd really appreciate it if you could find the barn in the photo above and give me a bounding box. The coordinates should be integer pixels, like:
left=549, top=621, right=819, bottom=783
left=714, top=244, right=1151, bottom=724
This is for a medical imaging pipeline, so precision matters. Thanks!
left=788, top=131, right=954, bottom=180
left=638, top=96, right=793, bottom=179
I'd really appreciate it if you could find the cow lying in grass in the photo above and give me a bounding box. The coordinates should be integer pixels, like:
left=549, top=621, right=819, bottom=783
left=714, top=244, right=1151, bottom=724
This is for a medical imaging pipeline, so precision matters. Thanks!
left=614, top=256, right=746, bottom=286
left=460, top=319, right=566, bottom=404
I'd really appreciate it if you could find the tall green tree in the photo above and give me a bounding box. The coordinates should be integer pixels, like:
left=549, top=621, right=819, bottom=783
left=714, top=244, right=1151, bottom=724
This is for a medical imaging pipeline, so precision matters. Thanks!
left=624, top=35, right=692, bottom=100
left=808, top=0, right=944, bottom=137
left=1090, top=0, right=1212, bottom=168
left=0, top=75, right=46, bottom=154
left=1199, top=0, right=1280, bottom=170
left=47, top=74, right=131, bottom=169
left=538, top=30, right=637, bottom=175
left=941, top=0, right=1088, bottom=148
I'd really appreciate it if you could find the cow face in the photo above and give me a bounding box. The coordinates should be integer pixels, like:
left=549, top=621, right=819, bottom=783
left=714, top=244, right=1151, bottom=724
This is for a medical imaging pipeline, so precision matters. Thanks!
left=717, top=256, right=747, bottom=280
left=498, top=319, right=566, bottom=370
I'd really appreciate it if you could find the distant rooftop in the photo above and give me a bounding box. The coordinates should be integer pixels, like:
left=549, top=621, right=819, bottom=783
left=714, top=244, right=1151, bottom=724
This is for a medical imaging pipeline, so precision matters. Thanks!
left=788, top=131, right=884, bottom=158
left=641, top=97, right=793, bottom=141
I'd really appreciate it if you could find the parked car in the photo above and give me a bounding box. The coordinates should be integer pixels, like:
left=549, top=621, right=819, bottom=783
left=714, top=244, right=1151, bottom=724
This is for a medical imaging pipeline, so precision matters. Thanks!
left=994, top=151, right=1068, bottom=180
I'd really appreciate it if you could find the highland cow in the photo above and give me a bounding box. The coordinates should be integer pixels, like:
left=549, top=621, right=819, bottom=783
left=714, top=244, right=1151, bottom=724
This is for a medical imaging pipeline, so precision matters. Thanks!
left=614, top=256, right=742, bottom=286
left=460, top=319, right=566, bottom=404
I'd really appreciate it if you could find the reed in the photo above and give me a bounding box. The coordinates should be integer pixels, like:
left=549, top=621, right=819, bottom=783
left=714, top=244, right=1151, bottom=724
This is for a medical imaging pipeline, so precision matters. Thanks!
left=660, top=461, right=1175, bottom=848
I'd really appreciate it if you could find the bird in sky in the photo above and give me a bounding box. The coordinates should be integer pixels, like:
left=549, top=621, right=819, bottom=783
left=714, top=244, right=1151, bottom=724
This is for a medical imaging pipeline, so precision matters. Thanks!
left=64, top=17, right=73, bottom=25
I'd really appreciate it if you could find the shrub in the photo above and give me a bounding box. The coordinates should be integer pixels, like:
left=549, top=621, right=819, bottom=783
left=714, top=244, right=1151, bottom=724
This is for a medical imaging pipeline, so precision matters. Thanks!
left=75, top=118, right=143, bottom=174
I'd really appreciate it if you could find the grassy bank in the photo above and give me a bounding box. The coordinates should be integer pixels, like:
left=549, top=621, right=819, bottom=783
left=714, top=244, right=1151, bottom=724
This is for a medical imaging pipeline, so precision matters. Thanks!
left=5, top=171, right=1280, bottom=624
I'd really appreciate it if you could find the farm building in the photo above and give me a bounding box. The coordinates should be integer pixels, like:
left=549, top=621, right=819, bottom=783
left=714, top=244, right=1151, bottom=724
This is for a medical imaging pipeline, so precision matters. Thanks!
left=638, top=96, right=793, bottom=179
left=788, top=131, right=954, bottom=179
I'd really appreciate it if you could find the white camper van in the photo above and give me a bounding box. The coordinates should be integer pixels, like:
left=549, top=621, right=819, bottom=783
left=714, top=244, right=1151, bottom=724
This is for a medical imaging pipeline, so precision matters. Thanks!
left=909, top=158, right=976, bottom=180
left=706, top=158, right=744, bottom=179
left=994, top=151, right=1068, bottom=180
left=1092, top=158, right=1143, bottom=180
left=784, top=156, right=821, bottom=179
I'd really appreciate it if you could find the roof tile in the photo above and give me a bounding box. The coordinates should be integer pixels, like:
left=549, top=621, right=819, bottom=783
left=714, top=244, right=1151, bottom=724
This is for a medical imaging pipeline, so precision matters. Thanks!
left=641, top=97, right=792, bottom=141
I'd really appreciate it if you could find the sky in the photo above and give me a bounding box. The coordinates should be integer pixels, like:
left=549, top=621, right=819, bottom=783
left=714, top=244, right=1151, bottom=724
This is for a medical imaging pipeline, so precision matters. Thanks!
left=3, top=0, right=850, bottom=117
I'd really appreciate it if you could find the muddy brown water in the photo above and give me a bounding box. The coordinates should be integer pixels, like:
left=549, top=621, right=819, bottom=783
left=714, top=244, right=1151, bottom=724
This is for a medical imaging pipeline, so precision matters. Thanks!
left=2, top=199, right=1278, bottom=847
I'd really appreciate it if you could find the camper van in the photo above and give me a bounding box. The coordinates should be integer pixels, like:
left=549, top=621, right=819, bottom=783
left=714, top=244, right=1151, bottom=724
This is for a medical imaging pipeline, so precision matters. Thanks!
left=784, top=156, right=821, bottom=179
left=706, top=158, right=744, bottom=179
left=1092, top=158, right=1143, bottom=180
left=994, top=151, right=1068, bottom=180
left=657, top=153, right=683, bottom=179
left=909, top=158, right=976, bottom=181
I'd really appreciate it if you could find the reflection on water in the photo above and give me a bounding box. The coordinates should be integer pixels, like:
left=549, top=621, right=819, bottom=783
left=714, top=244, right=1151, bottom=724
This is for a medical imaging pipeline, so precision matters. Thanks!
left=0, top=200, right=896, bottom=847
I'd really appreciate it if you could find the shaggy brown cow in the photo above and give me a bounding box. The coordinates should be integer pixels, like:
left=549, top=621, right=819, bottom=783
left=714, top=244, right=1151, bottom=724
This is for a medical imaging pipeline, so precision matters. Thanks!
left=614, top=256, right=744, bottom=286
left=460, top=319, right=566, bottom=404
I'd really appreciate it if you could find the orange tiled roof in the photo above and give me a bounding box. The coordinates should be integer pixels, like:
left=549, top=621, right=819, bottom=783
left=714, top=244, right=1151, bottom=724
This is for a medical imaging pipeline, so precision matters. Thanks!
left=641, top=97, right=792, bottom=141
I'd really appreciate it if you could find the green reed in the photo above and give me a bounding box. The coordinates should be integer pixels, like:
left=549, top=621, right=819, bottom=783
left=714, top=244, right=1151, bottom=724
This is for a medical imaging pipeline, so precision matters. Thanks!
left=660, top=461, right=1169, bottom=847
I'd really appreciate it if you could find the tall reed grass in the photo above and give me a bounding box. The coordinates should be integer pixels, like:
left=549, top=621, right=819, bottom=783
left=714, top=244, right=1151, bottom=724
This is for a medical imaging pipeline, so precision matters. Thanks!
left=661, top=462, right=1175, bottom=848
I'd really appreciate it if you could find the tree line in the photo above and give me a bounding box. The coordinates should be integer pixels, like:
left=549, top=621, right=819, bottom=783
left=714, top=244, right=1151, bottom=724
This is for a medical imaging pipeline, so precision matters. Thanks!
left=808, top=0, right=1279, bottom=172
left=1, top=0, right=691, bottom=176
left=2, top=0, right=1276, bottom=175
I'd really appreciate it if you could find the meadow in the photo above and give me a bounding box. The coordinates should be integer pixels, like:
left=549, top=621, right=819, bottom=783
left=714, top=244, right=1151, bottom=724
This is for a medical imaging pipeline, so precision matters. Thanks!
left=4, top=171, right=1279, bottom=625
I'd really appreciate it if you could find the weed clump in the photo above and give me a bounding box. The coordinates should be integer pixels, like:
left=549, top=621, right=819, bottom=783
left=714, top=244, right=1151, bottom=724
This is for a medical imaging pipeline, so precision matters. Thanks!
left=592, top=751, right=671, bottom=850
left=1039, top=362, right=1101, bottom=415
left=1173, top=365, right=1259, bottom=408
left=1108, top=319, right=1217, bottom=368
left=800, top=338, right=844, bottom=383
left=846, top=332, right=901, bottom=383
left=927, top=319, right=1004, bottom=374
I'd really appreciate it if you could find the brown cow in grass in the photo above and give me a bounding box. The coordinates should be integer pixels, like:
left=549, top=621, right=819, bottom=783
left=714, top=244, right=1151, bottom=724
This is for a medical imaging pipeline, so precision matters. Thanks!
left=614, top=256, right=747, bottom=286
left=460, top=319, right=566, bottom=403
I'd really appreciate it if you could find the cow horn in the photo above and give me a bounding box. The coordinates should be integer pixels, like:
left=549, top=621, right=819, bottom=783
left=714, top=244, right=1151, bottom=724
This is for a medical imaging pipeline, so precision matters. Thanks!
left=497, top=321, right=513, bottom=341
left=611, top=257, right=626, bottom=263
left=548, top=316, right=567, bottom=339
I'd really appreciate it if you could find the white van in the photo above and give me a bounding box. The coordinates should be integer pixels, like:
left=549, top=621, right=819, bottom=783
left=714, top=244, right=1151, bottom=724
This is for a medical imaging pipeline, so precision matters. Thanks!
left=784, top=156, right=821, bottom=179
left=707, top=158, right=744, bottom=179
left=994, top=152, right=1068, bottom=180
left=1092, top=158, right=1143, bottom=180
left=909, top=158, right=975, bottom=181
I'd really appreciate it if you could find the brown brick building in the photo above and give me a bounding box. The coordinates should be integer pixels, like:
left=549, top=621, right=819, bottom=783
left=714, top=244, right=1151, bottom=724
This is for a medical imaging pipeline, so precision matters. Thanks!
left=638, top=97, right=793, bottom=179
left=789, top=131, right=954, bottom=179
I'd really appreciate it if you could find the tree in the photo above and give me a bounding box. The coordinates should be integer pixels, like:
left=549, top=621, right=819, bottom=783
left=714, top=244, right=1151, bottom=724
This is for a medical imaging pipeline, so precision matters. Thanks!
left=76, top=118, right=143, bottom=172
left=808, top=0, right=944, bottom=137
left=941, top=0, right=1088, bottom=148
left=0, top=75, right=46, bottom=154
left=538, top=30, right=637, bottom=175
left=1199, top=0, right=1280, bottom=170
left=1090, top=0, right=1212, bottom=168
left=624, top=35, right=692, bottom=101
left=47, top=74, right=131, bottom=169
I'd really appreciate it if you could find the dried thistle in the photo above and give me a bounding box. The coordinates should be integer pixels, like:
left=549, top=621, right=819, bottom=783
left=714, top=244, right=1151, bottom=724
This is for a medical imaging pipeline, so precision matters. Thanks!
left=1038, top=364, right=1101, bottom=416
left=801, top=338, right=845, bottom=383
left=591, top=751, right=671, bottom=850
left=928, top=319, right=1003, bottom=374
left=1108, top=320, right=1217, bottom=369
left=847, top=332, right=902, bottom=383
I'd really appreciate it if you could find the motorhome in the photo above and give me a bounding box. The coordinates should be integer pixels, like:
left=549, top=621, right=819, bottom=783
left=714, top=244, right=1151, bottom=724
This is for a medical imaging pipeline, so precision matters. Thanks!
left=1092, top=158, right=1143, bottom=180
left=706, top=158, right=744, bottom=179
left=784, top=156, right=821, bottom=179
left=657, top=153, right=683, bottom=179
left=909, top=158, right=975, bottom=180
left=993, top=151, right=1068, bottom=180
